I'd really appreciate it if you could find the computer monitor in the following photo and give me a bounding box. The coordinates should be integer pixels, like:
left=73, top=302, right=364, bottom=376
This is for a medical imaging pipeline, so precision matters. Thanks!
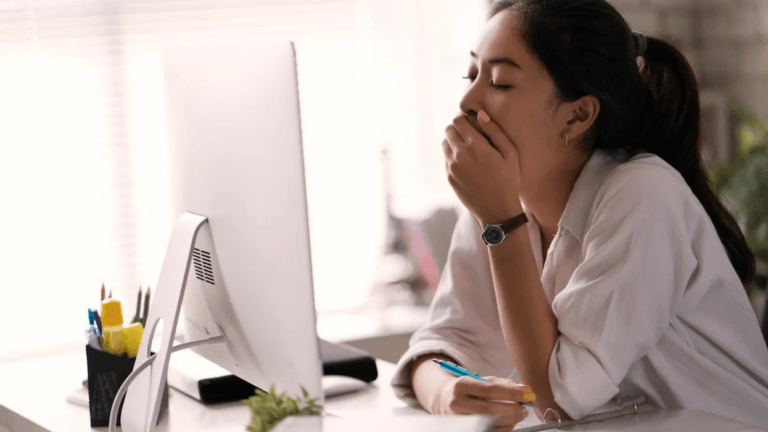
left=120, top=41, right=324, bottom=432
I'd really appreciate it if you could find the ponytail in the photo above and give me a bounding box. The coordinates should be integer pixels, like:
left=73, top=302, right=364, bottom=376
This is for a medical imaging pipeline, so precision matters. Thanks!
left=637, top=37, right=755, bottom=286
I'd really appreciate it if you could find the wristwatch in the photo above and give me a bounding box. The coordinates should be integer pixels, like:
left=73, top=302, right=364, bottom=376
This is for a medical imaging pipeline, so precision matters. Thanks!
left=481, top=212, right=528, bottom=246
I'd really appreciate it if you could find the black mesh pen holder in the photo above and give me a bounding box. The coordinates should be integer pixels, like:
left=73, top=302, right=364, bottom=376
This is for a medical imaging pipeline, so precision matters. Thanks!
left=85, top=344, right=169, bottom=427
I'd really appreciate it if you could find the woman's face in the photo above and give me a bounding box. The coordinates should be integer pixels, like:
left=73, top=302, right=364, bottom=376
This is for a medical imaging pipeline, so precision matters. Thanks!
left=460, top=9, right=580, bottom=199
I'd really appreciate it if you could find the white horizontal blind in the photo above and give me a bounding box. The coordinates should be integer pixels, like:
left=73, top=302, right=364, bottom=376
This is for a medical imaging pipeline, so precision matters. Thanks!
left=0, top=0, right=485, bottom=360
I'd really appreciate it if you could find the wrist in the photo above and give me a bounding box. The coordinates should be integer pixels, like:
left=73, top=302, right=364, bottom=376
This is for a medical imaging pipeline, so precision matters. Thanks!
left=479, top=205, right=524, bottom=228
left=480, top=211, right=528, bottom=246
left=410, top=353, right=457, bottom=414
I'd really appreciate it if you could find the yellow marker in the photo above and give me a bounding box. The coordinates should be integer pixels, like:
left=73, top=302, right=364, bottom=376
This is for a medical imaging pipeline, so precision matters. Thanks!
left=101, top=299, right=125, bottom=356
left=101, top=299, right=124, bottom=327
left=103, top=325, right=125, bottom=356
left=123, top=322, right=144, bottom=358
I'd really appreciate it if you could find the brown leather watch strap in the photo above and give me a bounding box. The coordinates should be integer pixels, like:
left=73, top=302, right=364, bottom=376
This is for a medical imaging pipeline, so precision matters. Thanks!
left=500, top=212, right=528, bottom=234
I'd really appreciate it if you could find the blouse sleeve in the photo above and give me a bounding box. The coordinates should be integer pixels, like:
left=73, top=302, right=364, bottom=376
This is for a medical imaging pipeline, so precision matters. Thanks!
left=390, top=206, right=522, bottom=407
left=548, top=164, right=699, bottom=419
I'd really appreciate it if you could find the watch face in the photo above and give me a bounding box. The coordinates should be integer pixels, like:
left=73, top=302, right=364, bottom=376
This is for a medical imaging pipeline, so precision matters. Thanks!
left=482, top=226, right=504, bottom=245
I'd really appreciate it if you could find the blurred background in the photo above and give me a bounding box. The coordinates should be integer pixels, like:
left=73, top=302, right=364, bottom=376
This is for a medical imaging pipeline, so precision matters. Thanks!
left=0, top=0, right=766, bottom=363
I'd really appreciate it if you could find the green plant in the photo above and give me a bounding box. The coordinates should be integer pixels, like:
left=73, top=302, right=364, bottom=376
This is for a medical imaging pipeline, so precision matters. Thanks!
left=244, top=385, right=322, bottom=432
left=707, top=105, right=768, bottom=290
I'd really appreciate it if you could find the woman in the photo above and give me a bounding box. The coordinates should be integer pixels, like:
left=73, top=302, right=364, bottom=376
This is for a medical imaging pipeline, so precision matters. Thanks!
left=390, top=1, right=768, bottom=430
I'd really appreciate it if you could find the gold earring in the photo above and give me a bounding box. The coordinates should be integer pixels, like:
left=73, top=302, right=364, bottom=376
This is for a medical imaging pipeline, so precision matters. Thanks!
left=566, top=135, right=570, bottom=147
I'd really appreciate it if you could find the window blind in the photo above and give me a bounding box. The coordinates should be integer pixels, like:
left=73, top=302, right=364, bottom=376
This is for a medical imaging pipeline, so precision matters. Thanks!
left=0, top=0, right=485, bottom=361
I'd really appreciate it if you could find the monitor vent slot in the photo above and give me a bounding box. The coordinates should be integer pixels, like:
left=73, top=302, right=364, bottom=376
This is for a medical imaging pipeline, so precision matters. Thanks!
left=192, top=248, right=215, bottom=285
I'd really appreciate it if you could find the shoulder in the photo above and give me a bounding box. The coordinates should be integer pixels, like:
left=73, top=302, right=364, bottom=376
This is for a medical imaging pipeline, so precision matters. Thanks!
left=595, top=153, right=691, bottom=211
left=604, top=153, right=687, bottom=194
left=583, top=153, right=705, bottom=239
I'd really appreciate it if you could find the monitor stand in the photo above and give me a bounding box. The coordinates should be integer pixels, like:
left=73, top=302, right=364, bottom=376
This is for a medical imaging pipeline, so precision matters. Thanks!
left=120, top=212, right=224, bottom=432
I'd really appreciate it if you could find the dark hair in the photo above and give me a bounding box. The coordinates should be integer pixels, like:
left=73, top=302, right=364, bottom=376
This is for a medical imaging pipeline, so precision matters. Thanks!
left=489, top=0, right=755, bottom=286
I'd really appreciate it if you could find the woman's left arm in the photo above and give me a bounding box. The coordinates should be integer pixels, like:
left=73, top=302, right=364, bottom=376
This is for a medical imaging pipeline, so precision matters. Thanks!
left=483, top=219, right=570, bottom=421
left=443, top=112, right=570, bottom=420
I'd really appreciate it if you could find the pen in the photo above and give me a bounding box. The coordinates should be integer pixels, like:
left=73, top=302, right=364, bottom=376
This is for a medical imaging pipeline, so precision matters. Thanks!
left=92, top=309, right=103, bottom=336
left=90, top=309, right=103, bottom=348
left=432, top=359, right=538, bottom=408
left=86, top=310, right=102, bottom=349
left=433, top=358, right=488, bottom=381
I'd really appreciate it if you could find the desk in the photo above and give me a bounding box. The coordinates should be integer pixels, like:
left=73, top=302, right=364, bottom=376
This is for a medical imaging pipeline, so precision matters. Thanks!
left=1, top=347, right=765, bottom=432
left=0, top=347, right=422, bottom=432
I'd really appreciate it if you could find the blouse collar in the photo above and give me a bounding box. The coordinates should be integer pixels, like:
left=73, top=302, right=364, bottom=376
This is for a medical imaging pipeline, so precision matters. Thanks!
left=556, top=150, right=626, bottom=245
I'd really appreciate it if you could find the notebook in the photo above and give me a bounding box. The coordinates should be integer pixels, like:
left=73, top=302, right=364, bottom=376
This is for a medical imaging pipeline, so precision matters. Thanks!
left=270, top=414, right=497, bottom=432
left=514, top=394, right=656, bottom=432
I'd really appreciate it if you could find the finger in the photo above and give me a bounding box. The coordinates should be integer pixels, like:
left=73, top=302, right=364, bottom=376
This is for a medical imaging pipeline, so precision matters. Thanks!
left=484, top=377, right=537, bottom=406
left=485, top=376, right=532, bottom=391
left=475, top=109, right=514, bottom=156
left=452, top=114, right=490, bottom=149
left=442, top=138, right=453, bottom=160
left=445, top=123, right=465, bottom=149
left=451, top=395, right=528, bottom=423
left=456, top=376, right=536, bottom=404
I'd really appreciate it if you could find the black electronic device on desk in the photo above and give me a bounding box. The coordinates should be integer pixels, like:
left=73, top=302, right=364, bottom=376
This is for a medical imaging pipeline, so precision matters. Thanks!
left=167, top=339, right=378, bottom=404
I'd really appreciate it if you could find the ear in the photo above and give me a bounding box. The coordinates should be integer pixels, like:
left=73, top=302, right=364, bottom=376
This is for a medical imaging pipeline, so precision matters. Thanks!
left=561, top=94, right=600, bottom=143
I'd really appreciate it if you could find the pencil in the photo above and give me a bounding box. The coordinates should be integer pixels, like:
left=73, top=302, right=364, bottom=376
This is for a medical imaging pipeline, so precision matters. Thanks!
left=132, top=286, right=142, bottom=324
left=101, top=283, right=105, bottom=302
left=141, top=287, right=151, bottom=327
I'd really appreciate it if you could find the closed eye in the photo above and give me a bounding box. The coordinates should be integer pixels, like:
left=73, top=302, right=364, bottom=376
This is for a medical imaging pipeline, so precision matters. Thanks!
left=462, top=75, right=511, bottom=90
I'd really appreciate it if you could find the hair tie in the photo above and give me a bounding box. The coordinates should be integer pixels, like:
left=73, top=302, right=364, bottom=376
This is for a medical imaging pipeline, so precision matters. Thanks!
left=633, top=31, right=647, bottom=57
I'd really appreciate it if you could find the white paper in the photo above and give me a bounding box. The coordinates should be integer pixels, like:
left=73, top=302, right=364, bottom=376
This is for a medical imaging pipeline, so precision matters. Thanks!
left=271, top=414, right=497, bottom=432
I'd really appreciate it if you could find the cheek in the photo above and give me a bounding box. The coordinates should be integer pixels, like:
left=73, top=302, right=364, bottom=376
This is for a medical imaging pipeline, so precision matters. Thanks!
left=490, top=104, right=552, bottom=177
left=485, top=98, right=539, bottom=149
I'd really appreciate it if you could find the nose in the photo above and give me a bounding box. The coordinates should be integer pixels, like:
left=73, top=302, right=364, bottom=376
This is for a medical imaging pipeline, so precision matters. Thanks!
left=459, top=80, right=482, bottom=120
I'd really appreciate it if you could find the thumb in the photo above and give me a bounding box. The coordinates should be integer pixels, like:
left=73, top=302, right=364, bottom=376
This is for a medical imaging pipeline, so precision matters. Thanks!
left=477, top=110, right=514, bottom=156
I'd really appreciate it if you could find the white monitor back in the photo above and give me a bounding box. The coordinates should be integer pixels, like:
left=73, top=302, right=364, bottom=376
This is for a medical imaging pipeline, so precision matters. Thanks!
left=163, top=41, right=323, bottom=402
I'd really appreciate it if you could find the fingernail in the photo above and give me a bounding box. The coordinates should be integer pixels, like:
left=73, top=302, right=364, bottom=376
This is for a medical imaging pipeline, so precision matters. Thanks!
left=524, top=392, right=537, bottom=402
left=478, top=110, right=490, bottom=123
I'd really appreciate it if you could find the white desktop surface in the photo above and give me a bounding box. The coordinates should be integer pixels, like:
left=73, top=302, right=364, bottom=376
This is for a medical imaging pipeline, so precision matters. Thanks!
left=0, top=347, right=422, bottom=432
left=1, top=347, right=765, bottom=432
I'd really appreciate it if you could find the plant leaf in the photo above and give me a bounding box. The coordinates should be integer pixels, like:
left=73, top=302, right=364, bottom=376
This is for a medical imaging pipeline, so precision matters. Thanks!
left=245, top=384, right=323, bottom=432
left=722, top=152, right=768, bottom=251
left=730, top=104, right=768, bottom=137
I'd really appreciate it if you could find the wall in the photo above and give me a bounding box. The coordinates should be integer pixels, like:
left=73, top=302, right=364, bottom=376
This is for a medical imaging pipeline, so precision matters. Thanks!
left=611, top=0, right=768, bottom=159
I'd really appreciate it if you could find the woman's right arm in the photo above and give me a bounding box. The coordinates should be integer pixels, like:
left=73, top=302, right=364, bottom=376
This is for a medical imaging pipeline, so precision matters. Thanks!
left=410, top=353, right=533, bottom=430
left=390, top=207, right=531, bottom=417
left=410, top=353, right=460, bottom=413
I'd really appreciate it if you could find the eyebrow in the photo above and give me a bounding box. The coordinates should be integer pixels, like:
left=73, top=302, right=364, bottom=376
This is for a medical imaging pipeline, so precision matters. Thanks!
left=470, top=51, right=522, bottom=69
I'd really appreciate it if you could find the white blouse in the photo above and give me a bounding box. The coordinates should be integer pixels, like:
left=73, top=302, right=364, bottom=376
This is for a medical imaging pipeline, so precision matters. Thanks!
left=390, top=150, right=768, bottom=429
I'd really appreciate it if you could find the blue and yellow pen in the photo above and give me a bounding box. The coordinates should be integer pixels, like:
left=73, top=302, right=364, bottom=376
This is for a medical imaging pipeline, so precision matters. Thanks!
left=433, top=359, right=538, bottom=408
